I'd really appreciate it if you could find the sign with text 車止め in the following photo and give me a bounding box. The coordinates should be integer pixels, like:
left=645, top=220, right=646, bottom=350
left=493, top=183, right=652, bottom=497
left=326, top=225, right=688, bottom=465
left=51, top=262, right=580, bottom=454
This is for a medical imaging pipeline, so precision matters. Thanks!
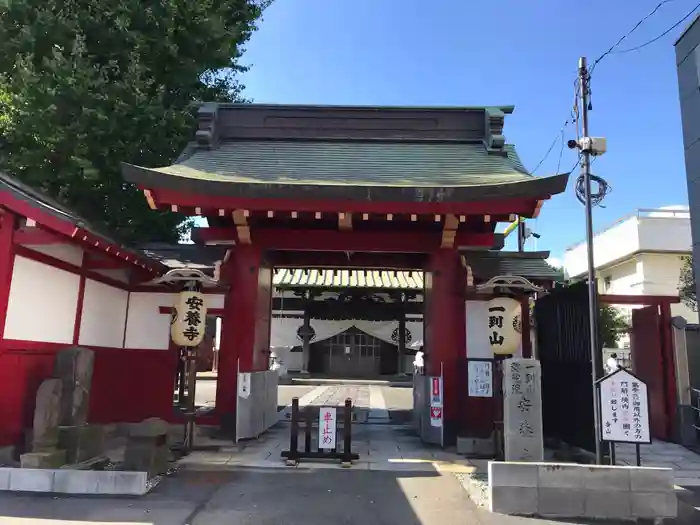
left=486, top=297, right=521, bottom=355
left=468, top=360, right=493, bottom=398
left=598, top=369, right=651, bottom=444
left=318, top=407, right=337, bottom=449
left=170, top=291, right=207, bottom=347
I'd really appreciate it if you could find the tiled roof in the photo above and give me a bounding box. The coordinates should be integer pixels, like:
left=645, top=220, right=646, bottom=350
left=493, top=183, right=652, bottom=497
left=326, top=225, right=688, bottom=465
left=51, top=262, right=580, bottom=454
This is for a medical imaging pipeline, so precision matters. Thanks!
left=139, top=142, right=532, bottom=188
left=273, top=268, right=424, bottom=289
left=466, top=251, right=563, bottom=281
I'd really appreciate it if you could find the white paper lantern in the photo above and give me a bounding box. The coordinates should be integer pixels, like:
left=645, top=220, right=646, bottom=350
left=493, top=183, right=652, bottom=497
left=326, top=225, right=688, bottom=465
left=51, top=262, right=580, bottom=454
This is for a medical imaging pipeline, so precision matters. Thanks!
left=486, top=296, right=521, bottom=355
left=170, top=291, right=208, bottom=347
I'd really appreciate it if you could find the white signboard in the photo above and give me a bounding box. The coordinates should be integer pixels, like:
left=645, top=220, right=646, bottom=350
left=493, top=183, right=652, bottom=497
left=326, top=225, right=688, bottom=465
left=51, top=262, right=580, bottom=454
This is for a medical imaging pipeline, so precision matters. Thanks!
left=318, top=407, right=337, bottom=449
left=468, top=360, right=493, bottom=397
left=599, top=369, right=651, bottom=444
left=238, top=372, right=251, bottom=399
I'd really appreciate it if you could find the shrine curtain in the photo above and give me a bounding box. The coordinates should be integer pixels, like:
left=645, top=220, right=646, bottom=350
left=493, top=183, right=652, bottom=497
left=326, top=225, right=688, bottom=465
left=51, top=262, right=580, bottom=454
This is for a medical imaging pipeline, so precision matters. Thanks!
left=270, top=318, right=424, bottom=348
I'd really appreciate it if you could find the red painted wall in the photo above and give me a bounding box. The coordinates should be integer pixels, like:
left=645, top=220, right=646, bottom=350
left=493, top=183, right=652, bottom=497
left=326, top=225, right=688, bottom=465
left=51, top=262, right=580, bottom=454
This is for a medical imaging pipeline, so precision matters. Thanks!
left=0, top=341, right=177, bottom=447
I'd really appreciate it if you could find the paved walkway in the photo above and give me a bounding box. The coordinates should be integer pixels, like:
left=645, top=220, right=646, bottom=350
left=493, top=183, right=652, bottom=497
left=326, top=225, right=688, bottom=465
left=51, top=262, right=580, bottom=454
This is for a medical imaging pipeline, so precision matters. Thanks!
left=615, top=440, right=700, bottom=487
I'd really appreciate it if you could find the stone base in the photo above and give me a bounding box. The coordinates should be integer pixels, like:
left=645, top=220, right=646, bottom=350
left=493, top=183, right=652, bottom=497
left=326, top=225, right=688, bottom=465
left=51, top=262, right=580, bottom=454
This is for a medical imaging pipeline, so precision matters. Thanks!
left=58, top=424, right=105, bottom=464
left=0, top=446, right=14, bottom=466
left=20, top=450, right=66, bottom=469
left=457, top=435, right=496, bottom=457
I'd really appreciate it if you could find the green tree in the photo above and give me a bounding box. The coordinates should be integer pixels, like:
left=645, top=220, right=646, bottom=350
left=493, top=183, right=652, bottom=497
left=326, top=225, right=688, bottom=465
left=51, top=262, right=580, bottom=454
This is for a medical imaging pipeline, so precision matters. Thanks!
left=679, top=255, right=697, bottom=312
left=0, top=0, right=269, bottom=244
left=599, top=304, right=629, bottom=348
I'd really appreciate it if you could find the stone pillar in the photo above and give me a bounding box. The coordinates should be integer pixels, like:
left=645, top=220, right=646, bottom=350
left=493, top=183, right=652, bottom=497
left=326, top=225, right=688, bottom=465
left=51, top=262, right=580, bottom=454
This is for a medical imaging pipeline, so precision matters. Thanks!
left=216, top=245, right=272, bottom=420
left=503, top=357, right=544, bottom=461
left=424, top=249, right=466, bottom=445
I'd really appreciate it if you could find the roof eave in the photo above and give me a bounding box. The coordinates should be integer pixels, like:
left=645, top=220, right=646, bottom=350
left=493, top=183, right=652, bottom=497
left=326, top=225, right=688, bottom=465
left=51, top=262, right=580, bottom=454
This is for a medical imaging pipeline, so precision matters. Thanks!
left=122, top=163, right=570, bottom=213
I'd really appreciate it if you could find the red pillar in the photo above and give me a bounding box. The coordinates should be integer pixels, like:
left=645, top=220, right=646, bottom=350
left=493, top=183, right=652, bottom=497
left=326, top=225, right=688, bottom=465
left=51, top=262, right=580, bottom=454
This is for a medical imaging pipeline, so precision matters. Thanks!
left=215, top=245, right=272, bottom=422
left=0, top=211, right=17, bottom=446
left=425, top=249, right=465, bottom=444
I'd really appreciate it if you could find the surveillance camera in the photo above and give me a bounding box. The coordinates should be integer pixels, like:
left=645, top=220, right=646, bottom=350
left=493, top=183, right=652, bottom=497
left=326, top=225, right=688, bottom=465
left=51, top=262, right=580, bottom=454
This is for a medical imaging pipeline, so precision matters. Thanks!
left=567, top=139, right=578, bottom=150
left=531, top=233, right=541, bottom=239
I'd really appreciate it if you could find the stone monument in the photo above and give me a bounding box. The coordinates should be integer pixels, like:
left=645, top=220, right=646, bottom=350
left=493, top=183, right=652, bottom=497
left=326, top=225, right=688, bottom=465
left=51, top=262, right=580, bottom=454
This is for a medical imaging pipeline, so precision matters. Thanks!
left=20, top=378, right=67, bottom=468
left=502, top=357, right=544, bottom=462
left=53, top=347, right=104, bottom=464
left=124, top=417, right=170, bottom=477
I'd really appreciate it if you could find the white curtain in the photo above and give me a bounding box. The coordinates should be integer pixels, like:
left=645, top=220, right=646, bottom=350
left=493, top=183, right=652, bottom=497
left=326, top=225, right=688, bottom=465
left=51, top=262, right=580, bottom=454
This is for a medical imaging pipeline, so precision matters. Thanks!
left=309, top=320, right=355, bottom=343
left=354, top=321, right=398, bottom=345
left=271, top=318, right=425, bottom=348
left=270, top=317, right=304, bottom=349
left=406, top=321, right=424, bottom=350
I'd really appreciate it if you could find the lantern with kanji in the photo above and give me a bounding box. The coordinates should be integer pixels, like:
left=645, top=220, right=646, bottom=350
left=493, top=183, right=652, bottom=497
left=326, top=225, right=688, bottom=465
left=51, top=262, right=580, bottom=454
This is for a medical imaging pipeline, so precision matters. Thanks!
left=486, top=296, right=521, bottom=355
left=171, top=291, right=207, bottom=347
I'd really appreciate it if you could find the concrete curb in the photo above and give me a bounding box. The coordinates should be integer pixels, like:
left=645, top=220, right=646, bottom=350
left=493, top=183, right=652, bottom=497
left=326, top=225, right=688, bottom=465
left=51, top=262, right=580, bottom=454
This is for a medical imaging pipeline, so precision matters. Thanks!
left=0, top=467, right=151, bottom=495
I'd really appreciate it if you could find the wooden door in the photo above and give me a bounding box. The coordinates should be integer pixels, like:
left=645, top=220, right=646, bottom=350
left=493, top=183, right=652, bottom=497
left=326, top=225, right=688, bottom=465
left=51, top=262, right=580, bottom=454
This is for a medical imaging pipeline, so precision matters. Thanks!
left=630, top=306, right=670, bottom=440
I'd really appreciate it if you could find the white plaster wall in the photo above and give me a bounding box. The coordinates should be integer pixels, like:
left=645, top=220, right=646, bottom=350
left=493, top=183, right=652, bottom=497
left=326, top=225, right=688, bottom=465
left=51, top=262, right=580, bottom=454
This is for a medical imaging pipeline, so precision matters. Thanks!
left=28, top=244, right=84, bottom=267
left=4, top=256, right=80, bottom=343
left=564, top=210, right=692, bottom=279
left=78, top=279, right=129, bottom=347
left=637, top=216, right=691, bottom=253
left=564, top=217, right=640, bottom=278
left=123, top=292, right=224, bottom=350
left=598, top=259, right=643, bottom=295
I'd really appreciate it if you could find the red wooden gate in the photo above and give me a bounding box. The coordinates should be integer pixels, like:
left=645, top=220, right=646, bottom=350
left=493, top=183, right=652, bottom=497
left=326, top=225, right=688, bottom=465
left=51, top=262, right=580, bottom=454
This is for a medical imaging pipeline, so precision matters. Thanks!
left=630, top=305, right=676, bottom=441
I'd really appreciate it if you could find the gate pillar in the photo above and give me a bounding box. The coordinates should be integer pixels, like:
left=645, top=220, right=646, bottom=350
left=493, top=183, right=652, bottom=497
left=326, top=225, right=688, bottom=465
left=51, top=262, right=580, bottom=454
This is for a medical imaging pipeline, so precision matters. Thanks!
left=425, top=249, right=466, bottom=445
left=216, top=244, right=273, bottom=419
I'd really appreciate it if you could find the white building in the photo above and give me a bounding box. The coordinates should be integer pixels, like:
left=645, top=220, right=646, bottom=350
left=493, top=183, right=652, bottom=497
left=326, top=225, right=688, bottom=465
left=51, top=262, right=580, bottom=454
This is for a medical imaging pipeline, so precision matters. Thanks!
left=563, top=206, right=698, bottom=343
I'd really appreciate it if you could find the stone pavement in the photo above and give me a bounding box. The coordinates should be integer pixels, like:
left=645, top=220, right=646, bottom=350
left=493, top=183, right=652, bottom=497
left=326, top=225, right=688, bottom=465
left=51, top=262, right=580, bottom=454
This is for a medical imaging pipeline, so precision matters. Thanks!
left=614, top=440, right=700, bottom=486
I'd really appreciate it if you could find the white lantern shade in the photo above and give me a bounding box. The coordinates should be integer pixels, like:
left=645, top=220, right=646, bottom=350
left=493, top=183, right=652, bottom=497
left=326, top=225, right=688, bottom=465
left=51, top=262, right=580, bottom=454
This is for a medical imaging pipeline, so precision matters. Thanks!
left=171, top=291, right=208, bottom=347
left=486, top=296, right=521, bottom=355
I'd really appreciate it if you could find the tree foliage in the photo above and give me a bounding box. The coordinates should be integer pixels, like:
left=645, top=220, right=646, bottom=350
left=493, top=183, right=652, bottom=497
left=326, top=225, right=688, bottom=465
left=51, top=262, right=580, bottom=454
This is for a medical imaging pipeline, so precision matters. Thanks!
left=0, top=0, right=269, bottom=243
left=679, top=255, right=697, bottom=312
left=599, top=304, right=629, bottom=348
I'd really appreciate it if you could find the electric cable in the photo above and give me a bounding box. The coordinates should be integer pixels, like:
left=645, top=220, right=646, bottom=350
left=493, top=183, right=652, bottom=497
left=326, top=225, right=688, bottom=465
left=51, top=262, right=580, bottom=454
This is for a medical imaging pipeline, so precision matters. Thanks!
left=613, top=1, right=700, bottom=54
left=589, top=0, right=676, bottom=76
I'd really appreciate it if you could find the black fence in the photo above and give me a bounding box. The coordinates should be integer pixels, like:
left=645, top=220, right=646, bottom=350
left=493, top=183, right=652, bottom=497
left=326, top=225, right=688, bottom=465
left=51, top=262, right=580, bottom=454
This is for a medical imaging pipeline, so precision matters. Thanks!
left=281, top=397, right=359, bottom=464
left=535, top=281, right=601, bottom=452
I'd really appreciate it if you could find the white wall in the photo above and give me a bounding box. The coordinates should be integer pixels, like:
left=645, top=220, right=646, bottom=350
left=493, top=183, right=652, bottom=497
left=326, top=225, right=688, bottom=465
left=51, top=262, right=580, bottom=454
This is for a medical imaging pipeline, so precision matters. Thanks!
left=29, top=244, right=84, bottom=267
left=79, top=279, right=129, bottom=347
left=4, top=256, right=80, bottom=343
left=466, top=300, right=522, bottom=359
left=123, top=292, right=224, bottom=350
left=564, top=209, right=692, bottom=279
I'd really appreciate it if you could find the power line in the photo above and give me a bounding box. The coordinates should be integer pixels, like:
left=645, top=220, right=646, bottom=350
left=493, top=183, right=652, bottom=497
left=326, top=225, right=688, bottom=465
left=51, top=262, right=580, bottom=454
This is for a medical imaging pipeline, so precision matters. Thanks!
left=613, top=1, right=700, bottom=53
left=589, top=0, right=676, bottom=75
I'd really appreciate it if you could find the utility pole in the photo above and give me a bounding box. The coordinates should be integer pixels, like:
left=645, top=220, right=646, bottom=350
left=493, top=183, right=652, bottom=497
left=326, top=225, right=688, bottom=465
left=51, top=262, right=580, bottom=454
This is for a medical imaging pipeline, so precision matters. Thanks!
left=579, top=56, right=604, bottom=465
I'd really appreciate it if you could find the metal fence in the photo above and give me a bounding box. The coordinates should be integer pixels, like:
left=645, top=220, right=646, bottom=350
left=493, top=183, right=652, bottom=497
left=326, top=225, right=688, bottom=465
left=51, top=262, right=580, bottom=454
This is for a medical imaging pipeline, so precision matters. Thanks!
left=236, top=369, right=279, bottom=441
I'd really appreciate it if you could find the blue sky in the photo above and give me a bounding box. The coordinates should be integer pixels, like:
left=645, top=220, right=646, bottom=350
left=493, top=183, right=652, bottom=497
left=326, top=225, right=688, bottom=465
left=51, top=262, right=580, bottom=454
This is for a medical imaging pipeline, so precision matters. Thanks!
left=236, top=0, right=695, bottom=264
